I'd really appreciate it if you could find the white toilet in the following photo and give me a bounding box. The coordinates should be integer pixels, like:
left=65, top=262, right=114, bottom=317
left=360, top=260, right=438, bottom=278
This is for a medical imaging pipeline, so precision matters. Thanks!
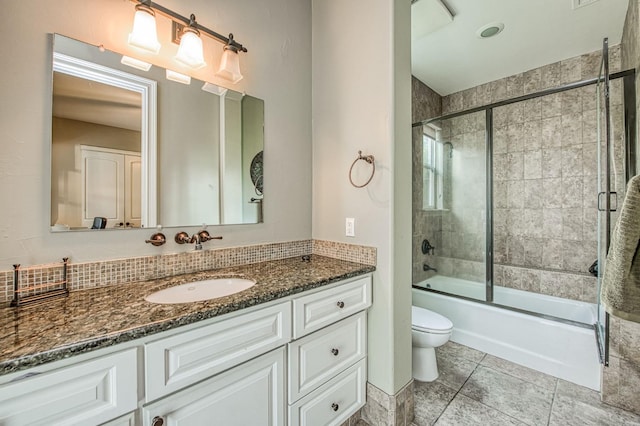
left=411, top=306, right=453, bottom=382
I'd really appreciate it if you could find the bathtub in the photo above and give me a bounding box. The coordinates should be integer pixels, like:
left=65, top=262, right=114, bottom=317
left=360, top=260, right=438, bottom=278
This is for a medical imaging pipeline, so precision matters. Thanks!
left=412, top=276, right=602, bottom=390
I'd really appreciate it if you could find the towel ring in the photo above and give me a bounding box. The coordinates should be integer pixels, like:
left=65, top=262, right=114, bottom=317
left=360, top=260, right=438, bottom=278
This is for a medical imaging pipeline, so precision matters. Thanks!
left=349, top=151, right=375, bottom=188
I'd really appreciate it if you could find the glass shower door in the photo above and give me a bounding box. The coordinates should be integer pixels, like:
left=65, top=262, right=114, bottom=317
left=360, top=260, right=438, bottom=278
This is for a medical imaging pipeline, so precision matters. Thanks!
left=414, top=111, right=487, bottom=301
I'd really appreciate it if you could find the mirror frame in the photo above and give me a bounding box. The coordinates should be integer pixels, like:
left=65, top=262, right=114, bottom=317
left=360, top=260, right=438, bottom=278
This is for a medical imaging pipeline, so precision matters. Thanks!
left=52, top=52, right=158, bottom=228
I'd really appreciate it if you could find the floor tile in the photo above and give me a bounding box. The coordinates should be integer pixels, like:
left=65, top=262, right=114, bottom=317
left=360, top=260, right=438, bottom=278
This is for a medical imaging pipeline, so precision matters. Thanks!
left=413, top=380, right=458, bottom=426
left=549, top=394, right=640, bottom=426
left=434, top=394, right=527, bottom=426
left=434, top=352, right=479, bottom=391
left=436, top=341, right=486, bottom=363
left=481, top=354, right=558, bottom=390
left=555, top=379, right=601, bottom=406
left=460, top=365, right=554, bottom=426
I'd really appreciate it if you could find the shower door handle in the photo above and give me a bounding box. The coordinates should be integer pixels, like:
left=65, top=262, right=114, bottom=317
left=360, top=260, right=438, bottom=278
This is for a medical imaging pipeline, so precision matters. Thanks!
left=597, top=192, right=617, bottom=212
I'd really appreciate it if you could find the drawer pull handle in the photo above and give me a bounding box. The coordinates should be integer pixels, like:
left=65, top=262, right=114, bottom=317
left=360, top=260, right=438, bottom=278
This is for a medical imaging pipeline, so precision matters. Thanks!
left=337, top=301, right=345, bottom=309
left=152, top=416, right=165, bottom=426
left=331, top=348, right=339, bottom=356
left=331, top=403, right=340, bottom=412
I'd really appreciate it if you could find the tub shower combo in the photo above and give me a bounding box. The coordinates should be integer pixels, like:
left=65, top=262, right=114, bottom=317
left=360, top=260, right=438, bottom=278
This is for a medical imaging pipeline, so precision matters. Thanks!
left=412, top=40, right=636, bottom=390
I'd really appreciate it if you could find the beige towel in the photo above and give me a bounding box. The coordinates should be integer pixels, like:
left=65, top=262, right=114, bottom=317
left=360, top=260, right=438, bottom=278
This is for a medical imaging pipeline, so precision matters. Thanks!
left=602, top=174, right=640, bottom=323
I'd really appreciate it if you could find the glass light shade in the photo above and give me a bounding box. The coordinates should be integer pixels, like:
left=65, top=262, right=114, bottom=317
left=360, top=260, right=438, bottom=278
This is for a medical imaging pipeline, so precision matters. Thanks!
left=215, top=48, right=243, bottom=84
left=175, top=29, right=206, bottom=69
left=128, top=7, right=161, bottom=54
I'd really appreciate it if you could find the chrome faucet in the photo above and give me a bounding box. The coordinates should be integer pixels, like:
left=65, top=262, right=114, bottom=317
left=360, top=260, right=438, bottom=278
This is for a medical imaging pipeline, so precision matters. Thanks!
left=175, top=230, right=223, bottom=250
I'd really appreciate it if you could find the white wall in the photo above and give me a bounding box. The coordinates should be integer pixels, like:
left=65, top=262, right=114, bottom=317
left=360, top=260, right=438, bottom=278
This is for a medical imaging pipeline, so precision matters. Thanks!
left=312, top=0, right=412, bottom=395
left=0, top=0, right=311, bottom=266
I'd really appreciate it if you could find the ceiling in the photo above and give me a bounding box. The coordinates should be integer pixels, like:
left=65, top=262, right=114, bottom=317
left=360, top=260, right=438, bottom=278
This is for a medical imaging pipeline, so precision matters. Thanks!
left=53, top=72, right=142, bottom=131
left=411, top=0, right=629, bottom=96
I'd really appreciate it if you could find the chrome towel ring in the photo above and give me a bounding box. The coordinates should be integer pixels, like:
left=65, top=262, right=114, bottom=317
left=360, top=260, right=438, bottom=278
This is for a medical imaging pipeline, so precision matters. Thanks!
left=349, top=150, right=375, bottom=188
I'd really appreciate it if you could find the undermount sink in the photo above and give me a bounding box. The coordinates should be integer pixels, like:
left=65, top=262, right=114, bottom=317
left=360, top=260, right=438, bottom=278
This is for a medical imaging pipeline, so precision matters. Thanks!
left=145, top=277, right=256, bottom=304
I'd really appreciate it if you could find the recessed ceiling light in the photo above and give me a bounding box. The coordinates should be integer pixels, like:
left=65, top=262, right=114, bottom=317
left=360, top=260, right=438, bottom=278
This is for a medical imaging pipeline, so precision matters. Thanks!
left=477, top=22, right=504, bottom=39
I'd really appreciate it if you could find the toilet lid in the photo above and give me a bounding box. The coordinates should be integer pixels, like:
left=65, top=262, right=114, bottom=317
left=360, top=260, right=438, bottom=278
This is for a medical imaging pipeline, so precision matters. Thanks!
left=412, top=306, right=453, bottom=332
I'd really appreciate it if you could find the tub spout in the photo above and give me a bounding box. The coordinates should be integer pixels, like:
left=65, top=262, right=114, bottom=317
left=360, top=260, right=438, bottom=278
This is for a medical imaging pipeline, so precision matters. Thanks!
left=423, top=263, right=438, bottom=273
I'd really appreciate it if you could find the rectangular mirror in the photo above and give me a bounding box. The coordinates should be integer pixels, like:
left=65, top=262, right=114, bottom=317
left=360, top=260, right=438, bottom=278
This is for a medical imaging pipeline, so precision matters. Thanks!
left=50, top=34, right=264, bottom=231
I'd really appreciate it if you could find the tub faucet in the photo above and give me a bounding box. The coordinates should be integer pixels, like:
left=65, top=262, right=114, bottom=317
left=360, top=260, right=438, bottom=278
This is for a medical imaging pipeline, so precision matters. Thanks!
left=423, top=263, right=438, bottom=273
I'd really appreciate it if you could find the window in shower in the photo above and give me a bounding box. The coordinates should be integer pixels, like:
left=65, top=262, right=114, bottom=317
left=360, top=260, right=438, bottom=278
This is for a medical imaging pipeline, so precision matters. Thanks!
left=422, top=124, right=444, bottom=210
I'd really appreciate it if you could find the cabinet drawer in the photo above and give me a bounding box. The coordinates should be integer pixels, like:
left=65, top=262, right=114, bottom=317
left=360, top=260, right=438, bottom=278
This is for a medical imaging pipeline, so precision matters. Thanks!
left=289, top=312, right=366, bottom=402
left=145, top=301, right=291, bottom=402
left=143, top=347, right=285, bottom=426
left=0, top=348, right=137, bottom=426
left=293, top=275, right=371, bottom=338
left=288, top=358, right=366, bottom=426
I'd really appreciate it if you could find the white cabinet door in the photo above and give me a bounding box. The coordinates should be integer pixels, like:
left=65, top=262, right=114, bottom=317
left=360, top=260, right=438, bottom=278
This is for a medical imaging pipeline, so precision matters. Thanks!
left=81, top=146, right=141, bottom=228
left=145, top=301, right=291, bottom=402
left=0, top=349, right=138, bottom=426
left=82, top=148, right=125, bottom=228
left=143, top=347, right=285, bottom=426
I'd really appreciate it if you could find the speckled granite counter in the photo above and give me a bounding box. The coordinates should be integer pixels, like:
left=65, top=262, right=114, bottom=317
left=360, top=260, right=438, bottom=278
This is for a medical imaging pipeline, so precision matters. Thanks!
left=0, top=255, right=374, bottom=375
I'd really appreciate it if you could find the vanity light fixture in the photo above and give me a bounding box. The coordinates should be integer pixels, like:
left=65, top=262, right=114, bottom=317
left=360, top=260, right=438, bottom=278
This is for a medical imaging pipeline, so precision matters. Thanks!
left=128, top=0, right=248, bottom=83
left=175, top=15, right=206, bottom=69
left=166, top=69, right=191, bottom=85
left=128, top=1, right=161, bottom=54
left=215, top=34, right=243, bottom=83
left=121, top=55, right=152, bottom=71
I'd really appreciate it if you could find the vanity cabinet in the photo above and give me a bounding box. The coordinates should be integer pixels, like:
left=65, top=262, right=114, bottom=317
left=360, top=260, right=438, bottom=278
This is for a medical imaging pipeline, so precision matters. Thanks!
left=0, top=273, right=372, bottom=426
left=0, top=348, right=138, bottom=426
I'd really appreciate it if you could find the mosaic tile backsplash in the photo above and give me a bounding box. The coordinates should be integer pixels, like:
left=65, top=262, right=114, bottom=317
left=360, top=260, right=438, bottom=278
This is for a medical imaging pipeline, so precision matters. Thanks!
left=0, top=239, right=376, bottom=305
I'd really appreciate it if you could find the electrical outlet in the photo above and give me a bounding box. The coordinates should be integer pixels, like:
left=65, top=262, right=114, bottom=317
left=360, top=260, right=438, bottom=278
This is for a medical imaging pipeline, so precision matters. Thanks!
left=345, top=218, right=355, bottom=237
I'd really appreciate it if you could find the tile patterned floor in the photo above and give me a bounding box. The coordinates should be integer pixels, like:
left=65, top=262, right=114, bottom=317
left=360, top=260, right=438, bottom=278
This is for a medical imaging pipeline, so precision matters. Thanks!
left=412, top=341, right=640, bottom=426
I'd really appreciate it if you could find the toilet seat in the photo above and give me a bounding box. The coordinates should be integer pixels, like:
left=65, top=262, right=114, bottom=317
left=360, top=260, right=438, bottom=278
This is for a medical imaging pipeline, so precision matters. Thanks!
left=412, top=306, right=453, bottom=334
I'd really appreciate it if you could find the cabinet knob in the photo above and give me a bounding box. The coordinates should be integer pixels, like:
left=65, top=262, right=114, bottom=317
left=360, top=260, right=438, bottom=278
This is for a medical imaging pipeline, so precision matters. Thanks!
left=152, top=416, right=165, bottom=426
left=331, top=403, right=340, bottom=412
left=331, top=348, right=339, bottom=356
left=336, top=301, right=345, bottom=309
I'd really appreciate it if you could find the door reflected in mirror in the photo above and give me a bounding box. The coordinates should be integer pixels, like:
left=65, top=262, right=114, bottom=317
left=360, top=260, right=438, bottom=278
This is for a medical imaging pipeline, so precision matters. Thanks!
left=50, top=34, right=264, bottom=231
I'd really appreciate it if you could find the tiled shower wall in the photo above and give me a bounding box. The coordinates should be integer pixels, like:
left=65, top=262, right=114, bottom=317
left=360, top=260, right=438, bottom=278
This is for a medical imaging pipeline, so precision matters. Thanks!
left=412, top=77, right=442, bottom=282
left=413, top=45, right=626, bottom=304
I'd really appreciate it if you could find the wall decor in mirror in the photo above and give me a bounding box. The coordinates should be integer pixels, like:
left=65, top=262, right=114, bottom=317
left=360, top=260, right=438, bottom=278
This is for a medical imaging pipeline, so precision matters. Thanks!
left=50, top=34, right=264, bottom=232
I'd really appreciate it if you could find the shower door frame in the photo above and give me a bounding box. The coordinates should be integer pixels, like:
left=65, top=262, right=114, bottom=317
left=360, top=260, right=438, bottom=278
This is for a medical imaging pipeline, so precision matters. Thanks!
left=412, top=68, right=636, bottom=332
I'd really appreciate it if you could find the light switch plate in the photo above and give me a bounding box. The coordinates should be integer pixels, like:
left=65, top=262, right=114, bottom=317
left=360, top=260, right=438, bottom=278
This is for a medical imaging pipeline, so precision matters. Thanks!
left=345, top=218, right=355, bottom=237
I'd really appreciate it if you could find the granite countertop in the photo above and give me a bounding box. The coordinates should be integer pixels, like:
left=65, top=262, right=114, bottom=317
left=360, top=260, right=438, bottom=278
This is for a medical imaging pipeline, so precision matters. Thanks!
left=0, top=255, right=375, bottom=376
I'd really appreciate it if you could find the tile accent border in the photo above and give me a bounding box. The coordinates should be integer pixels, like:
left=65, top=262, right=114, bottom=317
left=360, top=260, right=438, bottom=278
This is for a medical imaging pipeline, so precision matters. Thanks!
left=360, top=380, right=414, bottom=426
left=0, top=239, right=377, bottom=305
left=312, top=240, right=377, bottom=266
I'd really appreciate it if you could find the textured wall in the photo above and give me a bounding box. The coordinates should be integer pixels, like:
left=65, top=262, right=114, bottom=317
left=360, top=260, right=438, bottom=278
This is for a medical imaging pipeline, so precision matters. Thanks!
left=312, top=0, right=413, bottom=396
